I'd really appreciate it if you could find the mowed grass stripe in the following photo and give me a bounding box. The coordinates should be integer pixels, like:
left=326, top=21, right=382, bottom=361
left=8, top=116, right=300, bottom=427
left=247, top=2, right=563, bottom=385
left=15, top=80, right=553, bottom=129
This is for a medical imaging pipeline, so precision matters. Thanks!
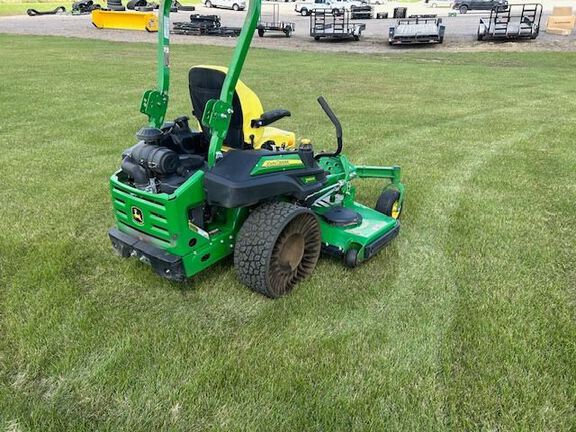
left=0, top=35, right=574, bottom=431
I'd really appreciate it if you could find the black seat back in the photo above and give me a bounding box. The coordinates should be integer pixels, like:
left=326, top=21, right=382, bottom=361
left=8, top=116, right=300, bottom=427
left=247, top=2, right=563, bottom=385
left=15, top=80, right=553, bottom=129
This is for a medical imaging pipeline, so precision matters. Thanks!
left=188, top=67, right=245, bottom=149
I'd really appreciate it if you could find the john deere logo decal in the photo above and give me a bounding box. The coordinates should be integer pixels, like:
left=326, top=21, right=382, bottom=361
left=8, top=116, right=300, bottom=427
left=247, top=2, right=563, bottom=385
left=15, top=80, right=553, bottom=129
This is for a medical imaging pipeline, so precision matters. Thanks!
left=261, top=159, right=303, bottom=168
left=131, top=207, right=144, bottom=224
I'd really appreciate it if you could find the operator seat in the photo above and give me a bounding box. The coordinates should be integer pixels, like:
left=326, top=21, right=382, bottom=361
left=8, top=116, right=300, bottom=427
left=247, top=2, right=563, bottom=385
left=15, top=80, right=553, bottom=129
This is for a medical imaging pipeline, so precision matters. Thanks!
left=188, top=66, right=296, bottom=151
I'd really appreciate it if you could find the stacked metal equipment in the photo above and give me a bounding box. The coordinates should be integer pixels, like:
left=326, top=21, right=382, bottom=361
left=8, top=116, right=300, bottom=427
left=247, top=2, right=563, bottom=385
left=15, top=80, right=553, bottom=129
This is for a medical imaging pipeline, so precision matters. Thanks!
left=173, top=14, right=242, bottom=35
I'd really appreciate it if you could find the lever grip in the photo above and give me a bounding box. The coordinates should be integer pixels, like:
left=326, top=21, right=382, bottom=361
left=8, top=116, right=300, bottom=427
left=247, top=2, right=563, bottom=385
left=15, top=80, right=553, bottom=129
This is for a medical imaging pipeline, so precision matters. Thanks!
left=315, top=96, right=343, bottom=160
left=317, top=96, right=342, bottom=138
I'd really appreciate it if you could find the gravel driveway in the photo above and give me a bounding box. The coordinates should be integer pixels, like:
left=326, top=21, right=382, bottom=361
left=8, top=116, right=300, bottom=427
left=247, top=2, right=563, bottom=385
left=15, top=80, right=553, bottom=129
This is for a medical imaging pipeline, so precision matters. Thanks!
left=1, top=1, right=575, bottom=54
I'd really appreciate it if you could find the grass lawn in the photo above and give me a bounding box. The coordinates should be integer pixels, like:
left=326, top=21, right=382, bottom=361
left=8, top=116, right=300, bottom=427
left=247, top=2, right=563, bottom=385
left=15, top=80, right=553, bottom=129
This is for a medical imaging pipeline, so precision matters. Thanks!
left=0, top=35, right=575, bottom=431
left=0, top=2, right=71, bottom=15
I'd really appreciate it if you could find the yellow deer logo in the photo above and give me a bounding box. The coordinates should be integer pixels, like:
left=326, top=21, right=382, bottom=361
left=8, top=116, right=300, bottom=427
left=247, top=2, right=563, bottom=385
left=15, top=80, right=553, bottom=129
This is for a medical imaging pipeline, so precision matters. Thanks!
left=131, top=207, right=144, bottom=224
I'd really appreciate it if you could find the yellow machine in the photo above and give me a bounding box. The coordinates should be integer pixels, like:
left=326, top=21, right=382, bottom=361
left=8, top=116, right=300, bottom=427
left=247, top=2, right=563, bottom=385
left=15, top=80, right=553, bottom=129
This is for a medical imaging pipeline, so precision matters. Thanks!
left=189, top=66, right=296, bottom=151
left=91, top=9, right=158, bottom=32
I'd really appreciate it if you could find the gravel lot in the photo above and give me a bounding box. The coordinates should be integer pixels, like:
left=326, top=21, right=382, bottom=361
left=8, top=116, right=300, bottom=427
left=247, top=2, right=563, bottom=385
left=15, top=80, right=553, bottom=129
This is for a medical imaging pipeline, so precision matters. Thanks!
left=1, top=1, right=575, bottom=53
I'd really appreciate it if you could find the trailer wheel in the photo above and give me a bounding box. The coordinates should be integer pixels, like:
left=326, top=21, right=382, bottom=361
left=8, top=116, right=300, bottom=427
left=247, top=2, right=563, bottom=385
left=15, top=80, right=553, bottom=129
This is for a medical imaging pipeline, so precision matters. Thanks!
left=375, top=187, right=402, bottom=219
left=314, top=35, right=320, bottom=40
left=459, top=5, right=467, bottom=14
left=232, top=3, right=239, bottom=10
left=354, top=35, right=360, bottom=41
left=234, top=202, right=321, bottom=298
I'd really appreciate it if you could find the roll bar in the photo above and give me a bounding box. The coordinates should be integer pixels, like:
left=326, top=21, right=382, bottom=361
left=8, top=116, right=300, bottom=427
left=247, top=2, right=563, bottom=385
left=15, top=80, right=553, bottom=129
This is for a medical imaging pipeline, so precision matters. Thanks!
left=140, top=0, right=261, bottom=167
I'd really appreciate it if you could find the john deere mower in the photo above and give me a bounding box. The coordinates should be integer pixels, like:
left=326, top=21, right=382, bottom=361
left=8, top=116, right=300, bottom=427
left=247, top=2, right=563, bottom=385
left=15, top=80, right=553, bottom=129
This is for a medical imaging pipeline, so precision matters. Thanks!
left=108, top=0, right=405, bottom=298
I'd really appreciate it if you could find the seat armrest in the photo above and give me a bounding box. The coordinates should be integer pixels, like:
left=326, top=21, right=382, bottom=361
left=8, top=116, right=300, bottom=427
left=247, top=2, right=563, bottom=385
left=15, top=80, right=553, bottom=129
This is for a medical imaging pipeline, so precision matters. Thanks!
left=251, top=109, right=291, bottom=128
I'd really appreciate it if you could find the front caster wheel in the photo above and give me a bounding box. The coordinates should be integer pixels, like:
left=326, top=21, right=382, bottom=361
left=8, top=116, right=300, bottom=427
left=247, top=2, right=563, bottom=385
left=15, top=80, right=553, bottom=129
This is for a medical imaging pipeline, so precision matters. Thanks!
left=235, top=202, right=322, bottom=298
left=344, top=248, right=359, bottom=268
left=375, top=187, right=402, bottom=219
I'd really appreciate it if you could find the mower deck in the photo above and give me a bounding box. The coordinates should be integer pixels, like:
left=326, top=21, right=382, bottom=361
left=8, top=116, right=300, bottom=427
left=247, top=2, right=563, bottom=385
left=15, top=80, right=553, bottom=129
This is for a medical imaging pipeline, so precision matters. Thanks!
left=316, top=201, right=400, bottom=264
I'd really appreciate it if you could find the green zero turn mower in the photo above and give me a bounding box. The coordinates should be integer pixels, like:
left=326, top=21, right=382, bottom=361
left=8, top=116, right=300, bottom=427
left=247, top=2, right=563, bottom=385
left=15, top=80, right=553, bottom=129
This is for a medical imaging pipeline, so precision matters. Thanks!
left=108, top=0, right=406, bottom=298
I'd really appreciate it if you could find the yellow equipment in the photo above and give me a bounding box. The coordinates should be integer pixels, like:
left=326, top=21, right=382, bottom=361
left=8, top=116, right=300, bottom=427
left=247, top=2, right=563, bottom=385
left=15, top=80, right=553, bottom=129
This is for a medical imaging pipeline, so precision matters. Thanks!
left=189, top=66, right=296, bottom=150
left=91, top=9, right=158, bottom=32
left=546, top=6, right=575, bottom=35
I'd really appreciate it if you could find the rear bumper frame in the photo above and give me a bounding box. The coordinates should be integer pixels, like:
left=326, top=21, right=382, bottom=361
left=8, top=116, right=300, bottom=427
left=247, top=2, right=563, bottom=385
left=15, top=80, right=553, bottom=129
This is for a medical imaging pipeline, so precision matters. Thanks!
left=108, top=227, right=185, bottom=281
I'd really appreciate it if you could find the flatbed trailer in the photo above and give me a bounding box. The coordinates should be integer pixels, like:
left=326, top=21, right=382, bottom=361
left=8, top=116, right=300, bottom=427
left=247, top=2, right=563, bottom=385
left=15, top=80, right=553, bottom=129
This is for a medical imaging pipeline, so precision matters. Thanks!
left=388, top=17, right=445, bottom=45
left=257, top=3, right=295, bottom=37
left=310, top=9, right=365, bottom=41
left=477, top=3, right=542, bottom=41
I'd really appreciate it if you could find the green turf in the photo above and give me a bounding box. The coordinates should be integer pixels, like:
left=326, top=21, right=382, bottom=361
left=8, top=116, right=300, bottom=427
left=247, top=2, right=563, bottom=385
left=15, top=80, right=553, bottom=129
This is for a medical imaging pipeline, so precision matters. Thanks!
left=0, top=35, right=575, bottom=431
left=0, top=2, right=71, bottom=15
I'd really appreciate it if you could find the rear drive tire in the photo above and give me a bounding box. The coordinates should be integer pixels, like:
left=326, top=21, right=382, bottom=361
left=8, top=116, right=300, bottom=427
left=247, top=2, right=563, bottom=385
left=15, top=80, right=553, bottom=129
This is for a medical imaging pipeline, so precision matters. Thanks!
left=375, top=187, right=402, bottom=219
left=234, top=202, right=322, bottom=298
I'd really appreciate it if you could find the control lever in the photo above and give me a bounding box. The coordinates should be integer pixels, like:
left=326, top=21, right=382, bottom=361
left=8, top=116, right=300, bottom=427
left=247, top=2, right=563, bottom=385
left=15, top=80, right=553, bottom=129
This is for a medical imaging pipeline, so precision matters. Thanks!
left=315, top=96, right=343, bottom=160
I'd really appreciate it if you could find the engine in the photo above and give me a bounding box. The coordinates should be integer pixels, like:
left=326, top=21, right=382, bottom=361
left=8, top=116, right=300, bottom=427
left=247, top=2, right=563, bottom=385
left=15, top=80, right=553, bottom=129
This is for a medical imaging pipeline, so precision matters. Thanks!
left=119, top=117, right=207, bottom=194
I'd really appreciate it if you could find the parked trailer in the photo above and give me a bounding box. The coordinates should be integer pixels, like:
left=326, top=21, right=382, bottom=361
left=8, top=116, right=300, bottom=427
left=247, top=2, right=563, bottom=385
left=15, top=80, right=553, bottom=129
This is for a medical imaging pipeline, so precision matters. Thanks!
left=257, top=3, right=295, bottom=37
left=389, top=17, right=445, bottom=45
left=310, top=8, right=365, bottom=40
left=477, top=3, right=542, bottom=41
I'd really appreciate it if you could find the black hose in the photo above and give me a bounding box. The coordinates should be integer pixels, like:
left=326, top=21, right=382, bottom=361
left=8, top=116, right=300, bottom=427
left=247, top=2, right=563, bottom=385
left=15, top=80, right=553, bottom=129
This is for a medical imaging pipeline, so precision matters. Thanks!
left=27, top=6, right=66, bottom=16
left=121, top=158, right=150, bottom=190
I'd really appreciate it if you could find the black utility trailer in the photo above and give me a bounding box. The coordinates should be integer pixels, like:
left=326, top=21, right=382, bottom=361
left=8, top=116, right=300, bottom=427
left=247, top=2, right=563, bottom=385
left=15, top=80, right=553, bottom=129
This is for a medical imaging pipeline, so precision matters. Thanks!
left=310, top=9, right=366, bottom=41
left=172, top=14, right=242, bottom=36
left=477, top=3, right=542, bottom=41
left=389, top=17, right=445, bottom=45
left=257, top=3, right=295, bottom=37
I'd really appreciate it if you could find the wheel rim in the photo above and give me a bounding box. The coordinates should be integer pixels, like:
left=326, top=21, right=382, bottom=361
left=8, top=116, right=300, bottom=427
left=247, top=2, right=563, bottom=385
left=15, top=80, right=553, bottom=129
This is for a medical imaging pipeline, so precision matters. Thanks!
left=278, top=234, right=305, bottom=272
left=391, top=200, right=401, bottom=219
left=269, top=214, right=321, bottom=296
